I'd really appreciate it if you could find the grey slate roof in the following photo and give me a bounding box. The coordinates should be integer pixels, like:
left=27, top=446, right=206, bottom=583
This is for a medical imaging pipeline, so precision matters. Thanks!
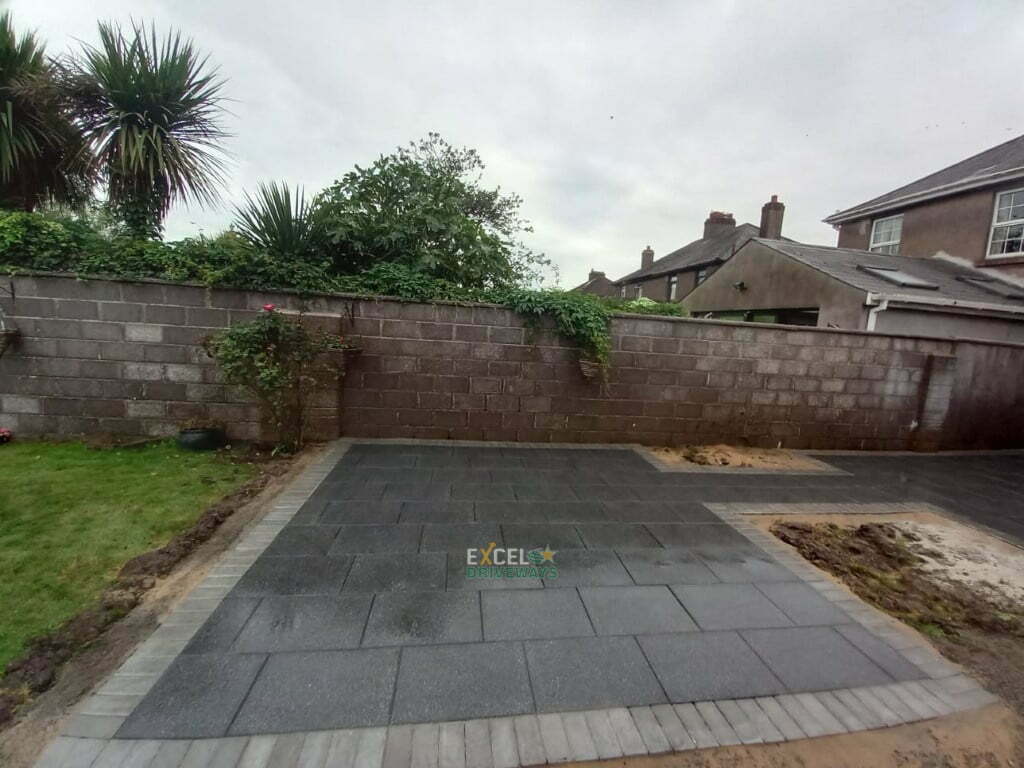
left=616, top=223, right=761, bottom=284
left=824, top=133, right=1024, bottom=225
left=754, top=239, right=1024, bottom=311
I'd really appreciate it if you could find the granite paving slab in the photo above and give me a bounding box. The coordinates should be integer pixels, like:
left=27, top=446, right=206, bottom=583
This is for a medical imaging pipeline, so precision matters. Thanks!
left=524, top=636, right=667, bottom=712
left=232, top=595, right=373, bottom=652
left=99, top=440, right=976, bottom=750
left=392, top=643, right=533, bottom=723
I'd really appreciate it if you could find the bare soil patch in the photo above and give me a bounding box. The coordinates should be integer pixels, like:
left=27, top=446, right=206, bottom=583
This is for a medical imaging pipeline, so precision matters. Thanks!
left=0, top=445, right=322, bottom=768
left=653, top=444, right=823, bottom=470
left=763, top=513, right=1024, bottom=756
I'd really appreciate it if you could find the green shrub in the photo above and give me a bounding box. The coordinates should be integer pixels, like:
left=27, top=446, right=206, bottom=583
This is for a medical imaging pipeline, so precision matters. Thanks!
left=202, top=307, right=343, bottom=452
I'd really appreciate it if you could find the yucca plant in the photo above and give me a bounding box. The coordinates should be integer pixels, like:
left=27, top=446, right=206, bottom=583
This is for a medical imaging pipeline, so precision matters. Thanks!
left=0, top=12, right=91, bottom=210
left=233, top=181, right=321, bottom=259
left=63, top=21, right=228, bottom=238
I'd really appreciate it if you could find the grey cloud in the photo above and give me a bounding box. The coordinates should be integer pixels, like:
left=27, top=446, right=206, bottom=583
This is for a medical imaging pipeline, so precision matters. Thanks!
left=14, top=0, right=1024, bottom=286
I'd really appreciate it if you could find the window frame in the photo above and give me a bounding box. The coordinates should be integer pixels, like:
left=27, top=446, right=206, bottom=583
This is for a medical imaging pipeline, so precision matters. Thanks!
left=668, top=275, right=678, bottom=300
left=636, top=284, right=644, bottom=299
left=869, top=214, right=903, bottom=254
left=695, top=267, right=709, bottom=286
left=986, top=187, right=1024, bottom=260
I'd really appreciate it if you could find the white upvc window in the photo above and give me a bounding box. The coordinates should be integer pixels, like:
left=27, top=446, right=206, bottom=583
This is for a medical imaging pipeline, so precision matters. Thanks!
left=695, top=267, right=709, bottom=285
left=869, top=215, right=903, bottom=254
left=988, top=188, right=1024, bottom=258
left=620, top=285, right=626, bottom=298
left=668, top=275, right=678, bottom=300
left=636, top=284, right=644, bottom=299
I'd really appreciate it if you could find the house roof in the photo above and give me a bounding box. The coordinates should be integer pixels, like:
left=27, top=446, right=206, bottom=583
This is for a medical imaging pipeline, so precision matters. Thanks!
left=752, top=239, right=1024, bottom=313
left=571, top=274, right=611, bottom=292
left=616, top=223, right=761, bottom=284
left=823, top=133, right=1024, bottom=225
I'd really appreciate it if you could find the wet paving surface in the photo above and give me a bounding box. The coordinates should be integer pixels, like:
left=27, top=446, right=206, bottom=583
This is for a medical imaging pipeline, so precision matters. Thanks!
left=115, top=443, right=1017, bottom=739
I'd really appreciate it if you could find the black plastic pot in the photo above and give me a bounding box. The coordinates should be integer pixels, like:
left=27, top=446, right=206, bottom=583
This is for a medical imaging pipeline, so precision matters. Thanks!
left=177, top=428, right=227, bottom=452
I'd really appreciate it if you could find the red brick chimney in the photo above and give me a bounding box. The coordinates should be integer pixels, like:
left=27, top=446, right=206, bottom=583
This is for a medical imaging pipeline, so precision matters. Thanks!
left=759, top=195, right=785, bottom=239
left=703, top=211, right=736, bottom=239
left=641, top=245, right=654, bottom=270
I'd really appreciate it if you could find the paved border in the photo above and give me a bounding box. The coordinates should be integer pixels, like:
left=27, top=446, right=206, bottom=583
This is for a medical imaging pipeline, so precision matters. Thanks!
left=35, top=440, right=998, bottom=768
left=707, top=502, right=950, bottom=516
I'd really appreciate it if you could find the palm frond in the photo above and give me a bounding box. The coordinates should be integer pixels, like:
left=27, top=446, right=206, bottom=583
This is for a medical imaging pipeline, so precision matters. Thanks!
left=64, top=19, right=229, bottom=226
left=233, top=182, right=319, bottom=258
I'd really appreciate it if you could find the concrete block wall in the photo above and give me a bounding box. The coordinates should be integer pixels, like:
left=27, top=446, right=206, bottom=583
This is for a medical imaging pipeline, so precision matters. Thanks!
left=2, top=273, right=1022, bottom=450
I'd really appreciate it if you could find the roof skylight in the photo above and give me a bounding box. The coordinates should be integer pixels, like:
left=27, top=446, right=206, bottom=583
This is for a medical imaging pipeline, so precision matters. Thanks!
left=857, top=265, right=939, bottom=290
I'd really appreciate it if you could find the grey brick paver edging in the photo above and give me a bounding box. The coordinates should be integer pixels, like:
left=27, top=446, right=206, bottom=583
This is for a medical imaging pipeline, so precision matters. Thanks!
left=34, top=439, right=999, bottom=768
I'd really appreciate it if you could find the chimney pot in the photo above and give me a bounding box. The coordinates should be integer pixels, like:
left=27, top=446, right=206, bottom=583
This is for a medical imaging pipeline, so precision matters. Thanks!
left=760, top=195, right=785, bottom=239
left=703, top=211, right=736, bottom=239
left=641, top=245, right=654, bottom=270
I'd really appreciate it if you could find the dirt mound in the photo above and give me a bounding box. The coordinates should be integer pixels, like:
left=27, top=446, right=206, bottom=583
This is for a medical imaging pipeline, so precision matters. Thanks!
left=655, top=444, right=822, bottom=470
left=772, top=521, right=1023, bottom=638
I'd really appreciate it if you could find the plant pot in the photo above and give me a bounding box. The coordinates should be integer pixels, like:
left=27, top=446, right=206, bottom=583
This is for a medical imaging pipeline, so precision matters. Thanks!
left=578, top=359, right=602, bottom=379
left=177, top=427, right=227, bottom=452
left=0, top=329, right=18, bottom=358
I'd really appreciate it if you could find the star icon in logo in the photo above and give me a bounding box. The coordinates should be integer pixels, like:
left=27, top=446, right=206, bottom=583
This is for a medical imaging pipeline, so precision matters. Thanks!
left=540, top=546, right=557, bottom=562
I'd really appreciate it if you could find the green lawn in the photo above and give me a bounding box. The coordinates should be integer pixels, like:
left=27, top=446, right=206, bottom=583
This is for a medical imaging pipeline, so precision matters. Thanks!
left=0, top=441, right=255, bottom=671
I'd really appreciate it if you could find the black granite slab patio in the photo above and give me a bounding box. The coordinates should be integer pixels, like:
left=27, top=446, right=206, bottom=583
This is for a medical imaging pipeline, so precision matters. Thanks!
left=117, top=443, right=941, bottom=740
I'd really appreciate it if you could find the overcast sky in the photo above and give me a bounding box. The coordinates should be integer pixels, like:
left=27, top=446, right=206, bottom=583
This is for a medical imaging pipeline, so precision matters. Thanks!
left=12, top=0, right=1024, bottom=287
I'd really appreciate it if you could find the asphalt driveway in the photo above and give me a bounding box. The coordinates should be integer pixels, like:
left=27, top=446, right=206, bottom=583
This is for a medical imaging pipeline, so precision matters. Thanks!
left=114, top=443, right=933, bottom=740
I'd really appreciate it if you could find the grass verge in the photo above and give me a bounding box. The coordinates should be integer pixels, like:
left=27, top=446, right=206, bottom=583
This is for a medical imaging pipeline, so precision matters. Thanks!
left=0, top=440, right=254, bottom=672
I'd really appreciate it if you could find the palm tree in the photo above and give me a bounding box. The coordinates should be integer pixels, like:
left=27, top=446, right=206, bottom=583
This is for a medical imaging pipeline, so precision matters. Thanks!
left=63, top=21, right=228, bottom=238
left=0, top=12, right=90, bottom=211
left=233, top=182, right=320, bottom=260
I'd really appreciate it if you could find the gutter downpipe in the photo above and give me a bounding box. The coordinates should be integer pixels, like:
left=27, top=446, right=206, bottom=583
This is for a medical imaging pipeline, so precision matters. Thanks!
left=866, top=293, right=888, bottom=332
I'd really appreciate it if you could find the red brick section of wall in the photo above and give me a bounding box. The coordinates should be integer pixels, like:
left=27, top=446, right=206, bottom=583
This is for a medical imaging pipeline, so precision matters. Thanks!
left=2, top=273, right=1024, bottom=450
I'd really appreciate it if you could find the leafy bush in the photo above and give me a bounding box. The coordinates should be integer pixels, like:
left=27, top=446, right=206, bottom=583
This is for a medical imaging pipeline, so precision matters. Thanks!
left=202, top=306, right=343, bottom=452
left=0, top=210, right=101, bottom=270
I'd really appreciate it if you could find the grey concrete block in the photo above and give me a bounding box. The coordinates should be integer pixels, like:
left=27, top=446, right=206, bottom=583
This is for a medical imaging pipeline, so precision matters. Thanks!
left=835, top=624, right=927, bottom=681
left=793, top=693, right=847, bottom=734
left=489, top=718, right=518, bottom=768
left=344, top=553, right=446, bottom=593
left=464, top=720, right=493, bottom=768
left=439, top=722, right=467, bottom=768
left=753, top=696, right=805, bottom=740
left=617, top=548, right=718, bottom=586
left=560, top=712, right=598, bottom=762
left=535, top=713, right=570, bottom=763
left=325, top=730, right=360, bottom=768
left=607, top=707, right=647, bottom=756
left=512, top=715, right=546, bottom=767
left=629, top=706, right=671, bottom=754
left=355, top=728, right=388, bottom=768
left=693, top=702, right=740, bottom=746
left=735, top=699, right=784, bottom=743
left=672, top=703, right=718, bottom=749
left=582, top=710, right=623, bottom=759
left=649, top=704, right=695, bottom=751
left=383, top=725, right=414, bottom=768
left=411, top=723, right=441, bottom=768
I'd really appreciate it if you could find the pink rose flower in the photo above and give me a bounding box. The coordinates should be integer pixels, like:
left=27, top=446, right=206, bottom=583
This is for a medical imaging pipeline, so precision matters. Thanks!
left=262, top=304, right=276, bottom=312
